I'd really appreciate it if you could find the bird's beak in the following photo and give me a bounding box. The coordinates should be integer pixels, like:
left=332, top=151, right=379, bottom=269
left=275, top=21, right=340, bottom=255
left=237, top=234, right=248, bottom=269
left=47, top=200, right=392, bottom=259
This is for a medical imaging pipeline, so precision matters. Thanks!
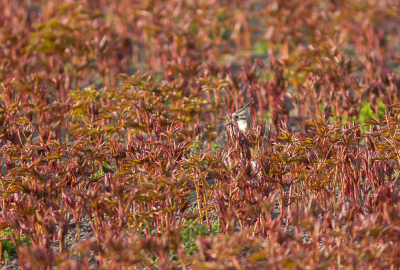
left=225, top=120, right=234, bottom=126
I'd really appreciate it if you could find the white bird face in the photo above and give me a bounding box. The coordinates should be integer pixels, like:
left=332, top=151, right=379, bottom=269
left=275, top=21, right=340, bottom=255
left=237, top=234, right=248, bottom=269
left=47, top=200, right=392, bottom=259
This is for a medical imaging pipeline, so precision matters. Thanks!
left=237, top=118, right=249, bottom=132
left=226, top=101, right=252, bottom=133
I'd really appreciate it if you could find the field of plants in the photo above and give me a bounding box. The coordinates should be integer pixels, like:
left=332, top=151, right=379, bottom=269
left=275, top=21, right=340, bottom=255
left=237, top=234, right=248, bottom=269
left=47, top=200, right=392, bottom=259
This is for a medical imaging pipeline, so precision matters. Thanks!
left=1, top=0, right=400, bottom=269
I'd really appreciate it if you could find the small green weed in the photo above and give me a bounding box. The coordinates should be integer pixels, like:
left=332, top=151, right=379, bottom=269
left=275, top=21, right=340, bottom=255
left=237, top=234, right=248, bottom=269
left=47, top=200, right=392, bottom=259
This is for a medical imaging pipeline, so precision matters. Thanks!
left=1, top=228, right=31, bottom=260
left=182, top=217, right=209, bottom=255
left=359, top=100, right=386, bottom=132
left=254, top=41, right=270, bottom=55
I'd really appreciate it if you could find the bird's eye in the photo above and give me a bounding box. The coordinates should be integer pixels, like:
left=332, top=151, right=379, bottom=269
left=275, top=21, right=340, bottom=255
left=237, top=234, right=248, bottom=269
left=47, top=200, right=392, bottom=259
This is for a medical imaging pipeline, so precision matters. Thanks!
left=234, top=115, right=238, bottom=119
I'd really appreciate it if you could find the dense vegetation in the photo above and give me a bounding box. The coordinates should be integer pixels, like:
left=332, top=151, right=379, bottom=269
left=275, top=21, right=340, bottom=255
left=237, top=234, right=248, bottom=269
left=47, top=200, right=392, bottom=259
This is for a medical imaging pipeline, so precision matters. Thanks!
left=1, top=0, right=400, bottom=269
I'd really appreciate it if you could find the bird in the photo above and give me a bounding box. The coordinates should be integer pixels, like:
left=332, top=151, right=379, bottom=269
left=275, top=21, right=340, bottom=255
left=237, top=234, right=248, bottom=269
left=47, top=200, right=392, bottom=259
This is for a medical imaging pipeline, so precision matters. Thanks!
left=225, top=99, right=253, bottom=133
left=225, top=99, right=262, bottom=175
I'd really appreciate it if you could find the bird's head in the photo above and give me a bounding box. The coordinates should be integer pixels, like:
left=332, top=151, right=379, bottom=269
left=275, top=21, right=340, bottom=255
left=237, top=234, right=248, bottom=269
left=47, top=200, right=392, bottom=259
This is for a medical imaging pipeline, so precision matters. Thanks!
left=226, top=100, right=253, bottom=133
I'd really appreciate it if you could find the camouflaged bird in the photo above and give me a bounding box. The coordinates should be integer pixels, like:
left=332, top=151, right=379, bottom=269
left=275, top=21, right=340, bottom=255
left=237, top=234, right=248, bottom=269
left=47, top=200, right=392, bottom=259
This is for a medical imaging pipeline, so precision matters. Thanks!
left=225, top=100, right=253, bottom=133
left=225, top=99, right=260, bottom=175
